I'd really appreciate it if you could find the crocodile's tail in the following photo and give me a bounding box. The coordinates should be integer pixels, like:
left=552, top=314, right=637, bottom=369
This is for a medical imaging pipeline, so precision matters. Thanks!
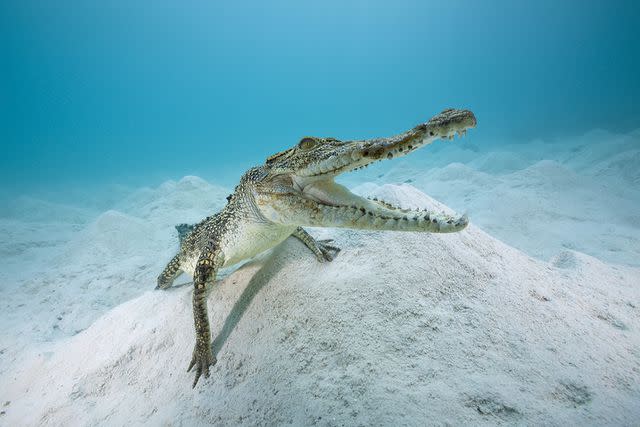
left=175, top=223, right=195, bottom=244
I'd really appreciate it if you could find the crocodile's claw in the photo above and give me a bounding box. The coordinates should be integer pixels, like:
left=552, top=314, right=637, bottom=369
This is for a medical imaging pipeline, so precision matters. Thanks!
left=155, top=277, right=172, bottom=290
left=315, top=239, right=341, bottom=262
left=187, top=342, right=216, bottom=387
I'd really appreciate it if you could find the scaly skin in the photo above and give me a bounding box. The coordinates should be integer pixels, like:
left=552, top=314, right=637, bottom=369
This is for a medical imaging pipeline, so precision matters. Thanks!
left=156, top=108, right=477, bottom=386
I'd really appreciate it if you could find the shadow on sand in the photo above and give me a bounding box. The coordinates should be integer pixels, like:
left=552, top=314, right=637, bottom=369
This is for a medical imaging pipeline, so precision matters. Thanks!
left=210, top=240, right=299, bottom=358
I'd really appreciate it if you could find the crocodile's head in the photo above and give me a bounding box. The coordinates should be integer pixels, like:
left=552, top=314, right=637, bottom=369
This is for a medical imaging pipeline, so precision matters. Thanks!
left=253, top=108, right=477, bottom=233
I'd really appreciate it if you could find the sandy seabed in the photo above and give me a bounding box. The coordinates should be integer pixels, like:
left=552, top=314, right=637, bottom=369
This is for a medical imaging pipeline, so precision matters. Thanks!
left=1, top=129, right=639, bottom=426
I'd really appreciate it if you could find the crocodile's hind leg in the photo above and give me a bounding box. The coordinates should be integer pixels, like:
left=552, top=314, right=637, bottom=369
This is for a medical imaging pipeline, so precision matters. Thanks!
left=292, top=227, right=341, bottom=262
left=156, top=253, right=183, bottom=290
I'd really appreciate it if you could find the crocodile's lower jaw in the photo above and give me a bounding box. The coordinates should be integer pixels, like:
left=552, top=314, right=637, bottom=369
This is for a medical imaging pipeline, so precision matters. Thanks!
left=263, top=178, right=468, bottom=233
left=312, top=198, right=469, bottom=232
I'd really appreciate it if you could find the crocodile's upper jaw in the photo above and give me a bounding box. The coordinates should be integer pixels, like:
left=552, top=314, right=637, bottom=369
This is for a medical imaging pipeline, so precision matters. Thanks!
left=300, top=109, right=475, bottom=179
left=256, top=108, right=476, bottom=233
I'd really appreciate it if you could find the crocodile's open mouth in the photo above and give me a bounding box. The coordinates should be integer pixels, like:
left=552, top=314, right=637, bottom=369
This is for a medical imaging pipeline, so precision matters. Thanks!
left=258, top=109, right=476, bottom=232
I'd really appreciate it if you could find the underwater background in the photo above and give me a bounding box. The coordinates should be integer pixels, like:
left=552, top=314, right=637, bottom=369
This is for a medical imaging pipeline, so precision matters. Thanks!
left=2, top=0, right=639, bottom=193
left=1, top=1, right=640, bottom=425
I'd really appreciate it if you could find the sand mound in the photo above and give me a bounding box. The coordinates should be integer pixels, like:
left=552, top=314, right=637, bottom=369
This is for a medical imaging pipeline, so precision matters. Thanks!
left=59, top=210, right=154, bottom=264
left=117, top=175, right=229, bottom=227
left=468, top=151, right=530, bottom=174
left=589, top=149, right=640, bottom=186
left=2, top=186, right=638, bottom=426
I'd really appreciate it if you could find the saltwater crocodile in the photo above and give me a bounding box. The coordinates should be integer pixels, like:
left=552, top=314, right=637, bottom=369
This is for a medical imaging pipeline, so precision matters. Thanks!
left=157, top=108, right=477, bottom=386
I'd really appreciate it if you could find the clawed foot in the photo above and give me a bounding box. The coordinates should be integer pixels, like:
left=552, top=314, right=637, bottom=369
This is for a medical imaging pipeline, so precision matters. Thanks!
left=155, top=277, right=172, bottom=290
left=187, top=342, right=216, bottom=387
left=315, top=239, right=341, bottom=262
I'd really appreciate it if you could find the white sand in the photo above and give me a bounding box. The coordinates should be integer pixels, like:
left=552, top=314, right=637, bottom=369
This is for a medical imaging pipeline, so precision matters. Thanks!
left=0, top=129, right=638, bottom=425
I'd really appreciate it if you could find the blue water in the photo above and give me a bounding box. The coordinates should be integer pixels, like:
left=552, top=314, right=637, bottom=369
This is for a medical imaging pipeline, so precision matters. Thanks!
left=2, top=0, right=639, bottom=194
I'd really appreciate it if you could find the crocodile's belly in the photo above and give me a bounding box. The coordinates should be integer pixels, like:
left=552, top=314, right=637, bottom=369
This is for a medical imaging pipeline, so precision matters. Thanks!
left=221, top=221, right=296, bottom=267
left=181, top=221, right=296, bottom=275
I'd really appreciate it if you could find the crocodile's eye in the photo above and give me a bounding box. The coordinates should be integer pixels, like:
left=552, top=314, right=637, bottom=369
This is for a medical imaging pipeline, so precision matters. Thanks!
left=298, top=137, right=318, bottom=150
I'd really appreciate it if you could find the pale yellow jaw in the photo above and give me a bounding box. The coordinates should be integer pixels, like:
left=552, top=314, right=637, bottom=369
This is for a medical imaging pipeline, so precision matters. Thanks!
left=288, top=179, right=468, bottom=233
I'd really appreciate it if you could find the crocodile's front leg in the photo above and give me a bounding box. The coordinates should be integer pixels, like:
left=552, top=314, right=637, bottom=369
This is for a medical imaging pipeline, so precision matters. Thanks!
left=156, top=253, right=183, bottom=290
left=188, top=238, right=224, bottom=387
left=292, top=226, right=341, bottom=262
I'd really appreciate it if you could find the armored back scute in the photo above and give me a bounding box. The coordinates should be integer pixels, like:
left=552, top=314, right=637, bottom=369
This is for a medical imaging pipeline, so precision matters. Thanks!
left=175, top=223, right=195, bottom=244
